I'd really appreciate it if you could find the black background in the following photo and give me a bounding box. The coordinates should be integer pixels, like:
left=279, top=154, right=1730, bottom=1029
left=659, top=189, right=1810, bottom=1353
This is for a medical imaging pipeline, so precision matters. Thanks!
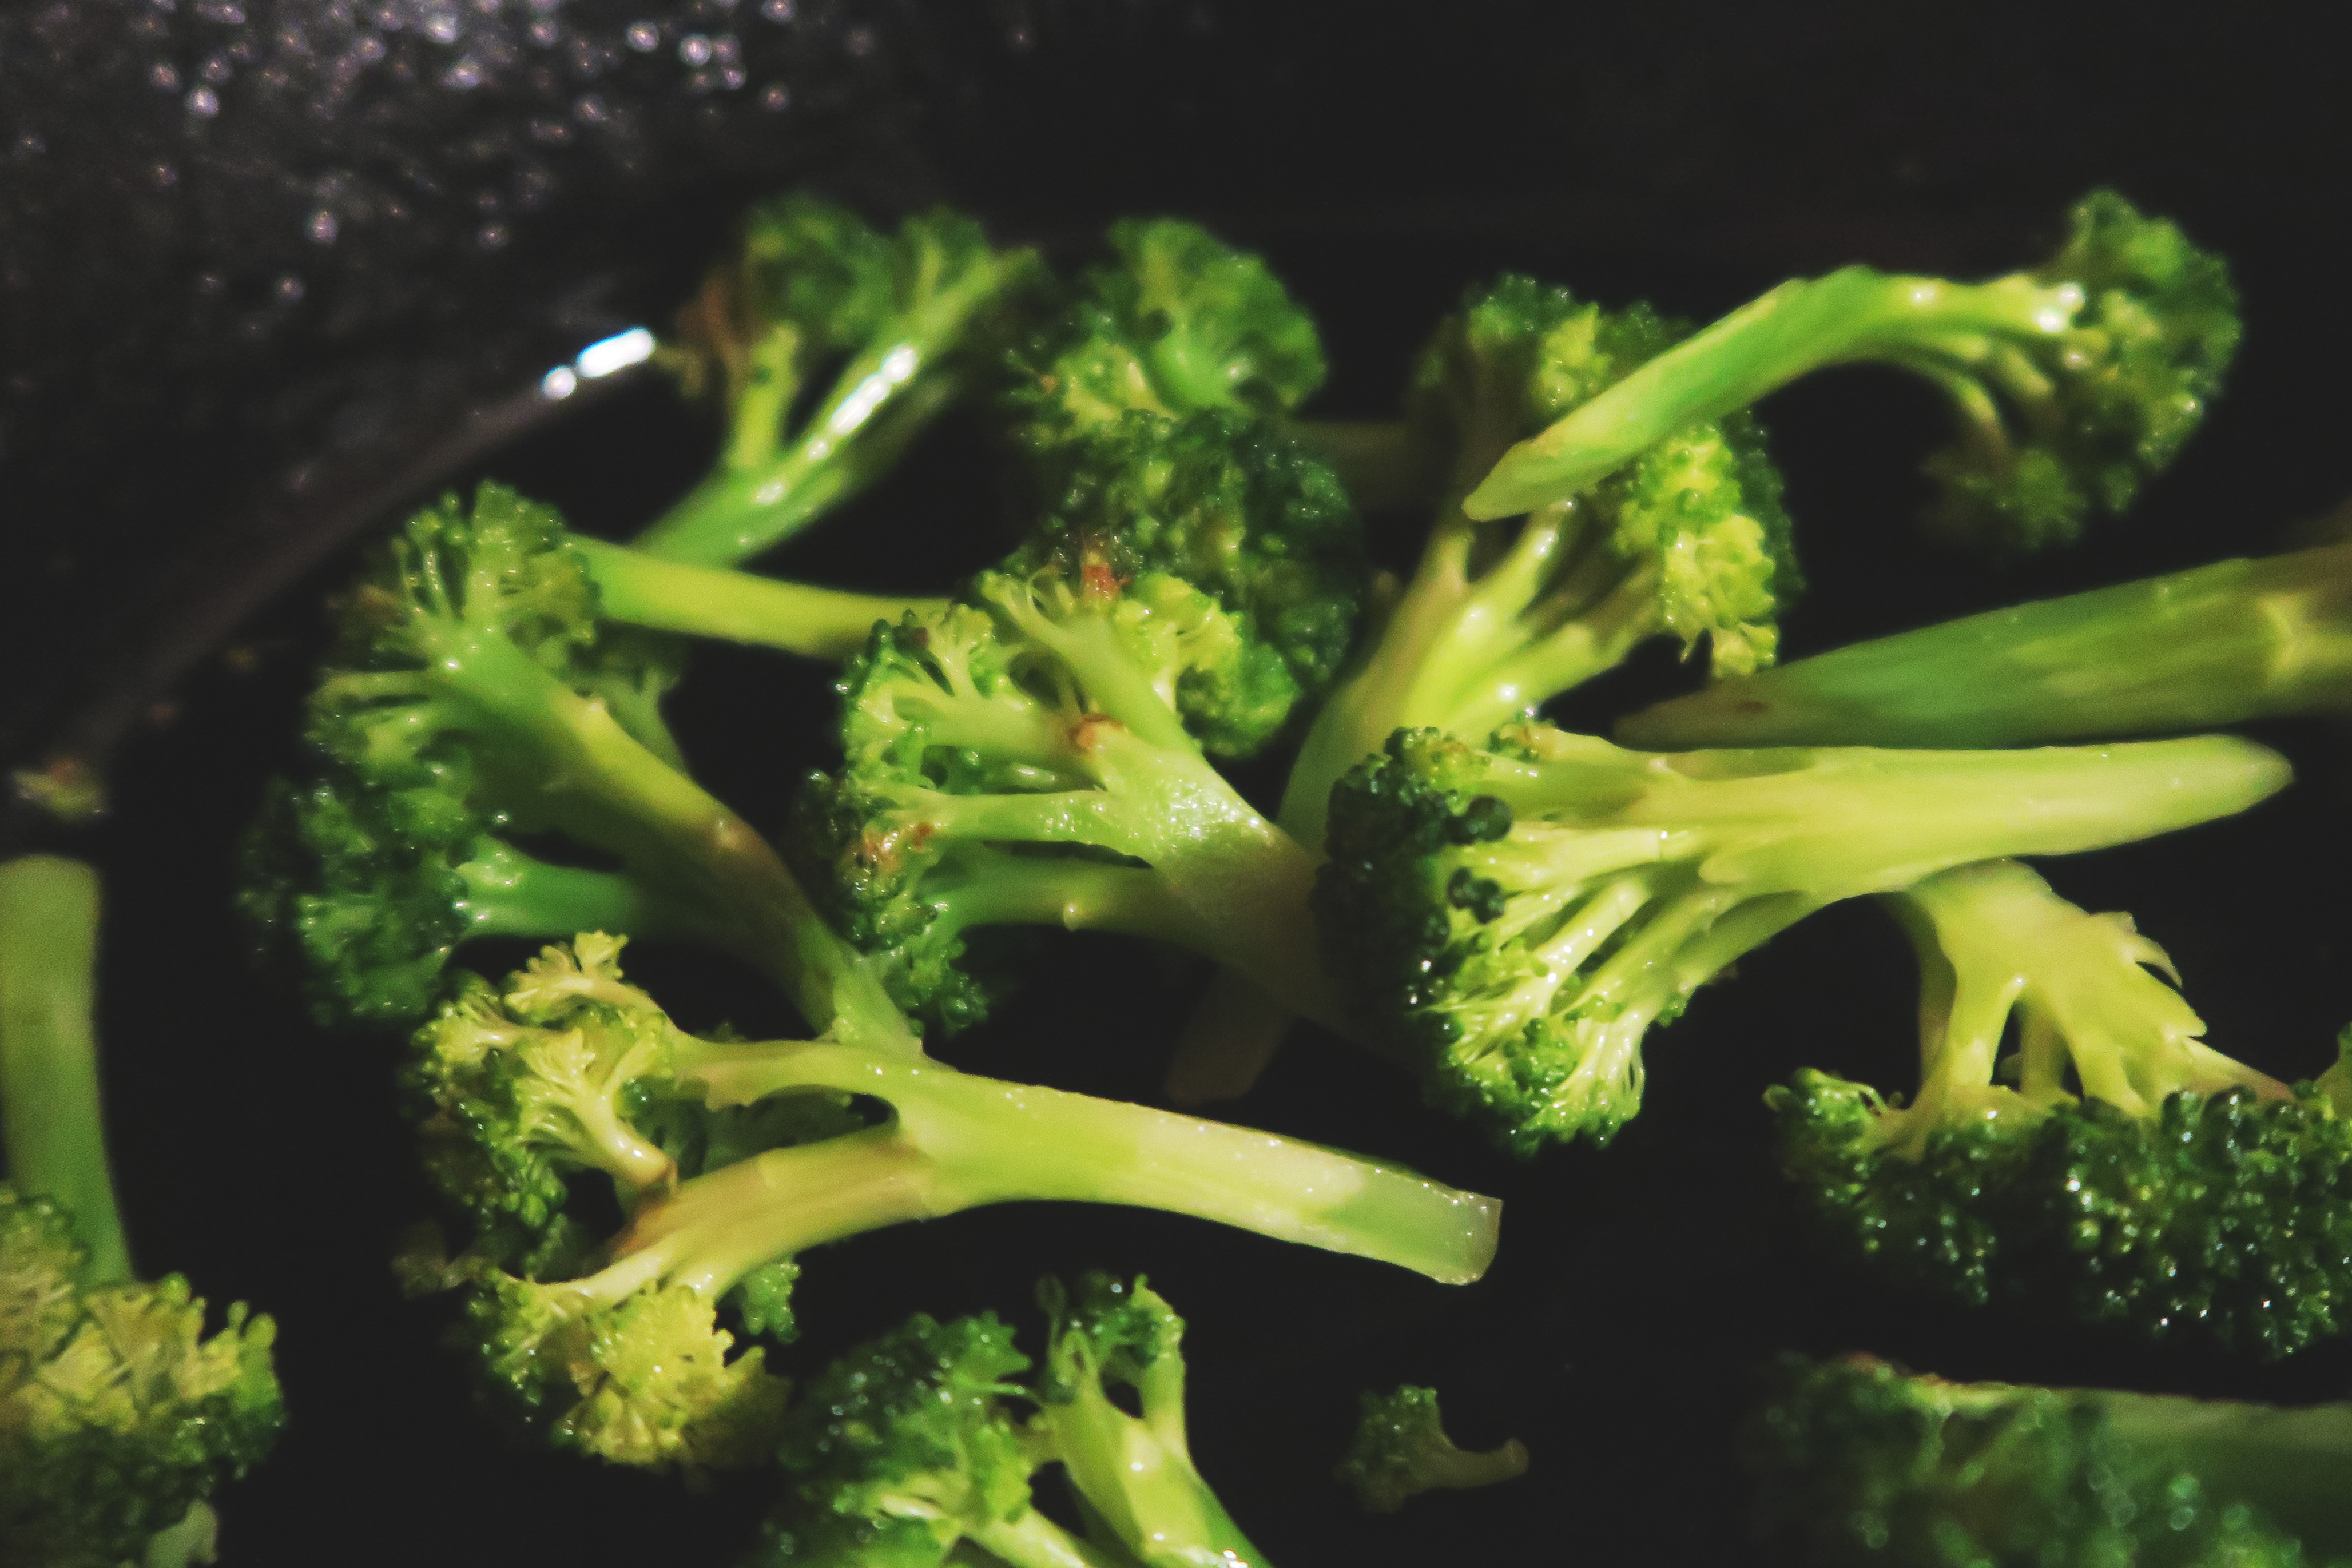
left=7, top=3, right=2352, bottom=1563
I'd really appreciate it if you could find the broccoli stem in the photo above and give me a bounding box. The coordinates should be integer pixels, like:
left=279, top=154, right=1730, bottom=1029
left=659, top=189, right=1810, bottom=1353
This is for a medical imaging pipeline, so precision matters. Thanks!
left=399, top=620, right=909, bottom=1050
left=0, top=856, right=131, bottom=1286
left=968, top=1509, right=1139, bottom=1568
left=1048, top=1368, right=1272, bottom=1568
left=2092, top=1391, right=2352, bottom=1553
left=930, top=852, right=1216, bottom=953
left=1619, top=541, right=2352, bottom=750
left=452, top=839, right=737, bottom=950
left=1465, top=266, right=2074, bottom=519
left=625, top=1039, right=1502, bottom=1286
left=569, top=536, right=949, bottom=660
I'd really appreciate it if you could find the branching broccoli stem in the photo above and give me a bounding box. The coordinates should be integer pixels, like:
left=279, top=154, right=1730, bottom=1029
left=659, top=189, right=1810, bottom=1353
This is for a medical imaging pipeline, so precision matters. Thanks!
left=1471, top=190, right=2239, bottom=552
left=414, top=938, right=1500, bottom=1471
left=1, top=857, right=283, bottom=1568
left=571, top=535, right=949, bottom=662
left=244, top=485, right=909, bottom=1040
left=1747, top=1354, right=2352, bottom=1568
left=1336, top=1384, right=1530, bottom=1513
left=759, top=1275, right=1278, bottom=1568
left=638, top=196, right=1040, bottom=568
left=1316, top=725, right=2289, bottom=1155
left=1623, top=539, right=2352, bottom=750
left=1774, top=859, right=2352, bottom=1357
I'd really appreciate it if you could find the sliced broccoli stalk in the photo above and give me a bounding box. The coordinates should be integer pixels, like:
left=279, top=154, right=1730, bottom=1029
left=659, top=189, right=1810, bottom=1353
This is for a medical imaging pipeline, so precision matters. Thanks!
left=1317, top=725, right=2289, bottom=1155
left=759, top=1275, right=1278, bottom=1568
left=1, top=857, right=283, bottom=1567
left=418, top=939, right=1500, bottom=1468
left=1470, top=189, right=2239, bottom=552
left=1747, top=1354, right=2352, bottom=1568
left=639, top=196, right=1040, bottom=568
left=571, top=535, right=951, bottom=662
left=1010, top=217, right=1326, bottom=448
left=1774, top=859, right=2352, bottom=1357
left=245, top=484, right=907, bottom=1043
left=1623, top=539, right=2352, bottom=750
left=1336, top=1384, right=1529, bottom=1513
left=800, top=527, right=1353, bottom=1036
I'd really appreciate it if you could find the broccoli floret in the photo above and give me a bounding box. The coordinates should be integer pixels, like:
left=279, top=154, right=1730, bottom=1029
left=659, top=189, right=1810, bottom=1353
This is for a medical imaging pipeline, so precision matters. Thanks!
left=241, top=483, right=906, bottom=1040
left=1336, top=1384, right=1529, bottom=1513
left=792, top=461, right=1361, bottom=1034
left=1622, top=538, right=2352, bottom=750
left=757, top=1274, right=1274, bottom=1568
left=1774, top=858, right=2352, bottom=1357
left=409, top=937, right=1499, bottom=1468
left=1011, top=217, right=1327, bottom=448
left=1746, top=1354, right=2352, bottom=1567
left=1469, top=189, right=2239, bottom=554
left=1316, top=725, right=2289, bottom=1154
left=1, top=858, right=282, bottom=1568
left=641, top=196, right=1041, bottom=568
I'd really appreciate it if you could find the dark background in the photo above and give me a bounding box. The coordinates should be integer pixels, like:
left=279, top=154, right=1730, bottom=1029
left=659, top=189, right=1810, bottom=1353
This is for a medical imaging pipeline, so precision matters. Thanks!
left=6, top=3, right=2352, bottom=1563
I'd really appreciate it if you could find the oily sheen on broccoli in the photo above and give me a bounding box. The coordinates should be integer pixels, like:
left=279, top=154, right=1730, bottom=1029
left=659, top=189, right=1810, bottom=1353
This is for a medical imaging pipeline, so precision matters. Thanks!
left=1747, top=1354, right=2352, bottom=1568
left=757, top=1274, right=1272, bottom=1568
left=1774, top=859, right=2352, bottom=1357
left=1, top=858, right=281, bottom=1568
left=1471, top=189, right=2239, bottom=553
left=403, top=936, right=1499, bottom=1470
left=1315, top=724, right=2289, bottom=1154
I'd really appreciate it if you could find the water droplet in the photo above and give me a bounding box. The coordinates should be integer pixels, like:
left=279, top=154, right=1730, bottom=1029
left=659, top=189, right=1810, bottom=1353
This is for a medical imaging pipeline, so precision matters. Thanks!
left=476, top=221, right=511, bottom=250
left=195, top=270, right=226, bottom=296
left=845, top=25, right=875, bottom=55
left=573, top=92, right=608, bottom=123
left=275, top=274, right=305, bottom=303
left=677, top=32, right=712, bottom=65
left=625, top=21, right=659, bottom=50
left=443, top=56, right=484, bottom=88
left=424, top=11, right=460, bottom=43
left=712, top=32, right=740, bottom=61
left=201, top=51, right=234, bottom=83
left=719, top=63, right=745, bottom=90
left=149, top=61, right=181, bottom=90
left=153, top=162, right=178, bottom=187
left=527, top=17, right=558, bottom=46
left=308, top=209, right=339, bottom=244
left=185, top=86, right=221, bottom=117
left=541, top=365, right=579, bottom=400
left=761, top=0, right=793, bottom=20
left=759, top=81, right=789, bottom=110
left=193, top=0, right=245, bottom=21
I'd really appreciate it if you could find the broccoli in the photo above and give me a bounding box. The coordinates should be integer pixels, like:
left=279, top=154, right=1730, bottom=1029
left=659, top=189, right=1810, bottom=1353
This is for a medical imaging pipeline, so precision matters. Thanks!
left=1746, top=1353, right=2352, bottom=1568
left=1622, top=538, right=2352, bottom=750
left=406, top=936, right=1500, bottom=1468
left=1469, top=189, right=2239, bottom=554
left=1773, top=858, right=2352, bottom=1357
left=571, top=535, right=951, bottom=663
left=1336, top=1384, right=1529, bottom=1513
left=638, top=194, right=1041, bottom=568
left=790, top=412, right=1366, bottom=1035
left=757, top=1273, right=1273, bottom=1568
left=1, top=857, right=282, bottom=1567
left=1314, top=724, right=2289, bottom=1154
left=242, top=483, right=910, bottom=1036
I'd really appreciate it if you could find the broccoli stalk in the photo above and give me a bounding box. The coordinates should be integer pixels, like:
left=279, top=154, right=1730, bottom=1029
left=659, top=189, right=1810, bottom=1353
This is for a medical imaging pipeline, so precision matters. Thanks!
left=1622, top=539, right=2352, bottom=749
left=1774, top=858, right=2352, bottom=1356
left=637, top=196, right=1039, bottom=568
left=1336, top=1384, right=1530, bottom=1513
left=571, top=535, right=949, bottom=662
left=760, top=1275, right=1277, bottom=1568
left=1470, top=190, right=2239, bottom=552
left=1, top=857, right=283, bottom=1568
left=1748, top=1354, right=2352, bottom=1567
left=1315, top=724, right=2289, bottom=1154
left=417, top=938, right=1500, bottom=1470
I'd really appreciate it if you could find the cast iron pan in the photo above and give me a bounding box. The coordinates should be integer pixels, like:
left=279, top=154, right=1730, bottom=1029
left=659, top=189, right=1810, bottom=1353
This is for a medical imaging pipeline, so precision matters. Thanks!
left=6, top=4, right=2352, bottom=1563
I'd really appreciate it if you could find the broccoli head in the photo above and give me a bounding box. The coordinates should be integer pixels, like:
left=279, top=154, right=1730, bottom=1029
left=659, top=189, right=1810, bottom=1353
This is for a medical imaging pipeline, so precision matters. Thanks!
left=1336, top=1384, right=1529, bottom=1513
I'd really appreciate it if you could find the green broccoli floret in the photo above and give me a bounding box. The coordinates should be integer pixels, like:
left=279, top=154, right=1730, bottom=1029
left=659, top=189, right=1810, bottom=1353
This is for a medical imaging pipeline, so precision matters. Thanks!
left=408, top=937, right=1500, bottom=1470
left=757, top=1274, right=1273, bottom=1568
left=790, top=432, right=1365, bottom=1034
left=1622, top=538, right=2352, bottom=750
left=639, top=195, right=1041, bottom=568
left=1336, top=1384, right=1529, bottom=1513
left=1011, top=217, right=1327, bottom=448
left=1315, top=725, right=2289, bottom=1155
left=1746, top=1354, right=2352, bottom=1567
left=1, top=857, right=282, bottom=1568
left=241, top=483, right=907, bottom=1039
left=1469, top=189, right=2239, bottom=554
left=1774, top=858, right=2352, bottom=1358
